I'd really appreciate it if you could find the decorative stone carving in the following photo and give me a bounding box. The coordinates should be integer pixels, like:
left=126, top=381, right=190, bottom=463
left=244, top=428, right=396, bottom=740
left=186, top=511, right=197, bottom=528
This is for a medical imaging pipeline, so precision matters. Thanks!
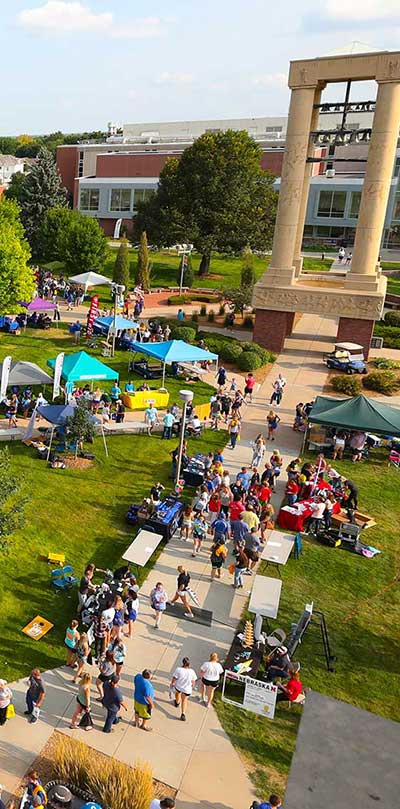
left=252, top=284, right=385, bottom=320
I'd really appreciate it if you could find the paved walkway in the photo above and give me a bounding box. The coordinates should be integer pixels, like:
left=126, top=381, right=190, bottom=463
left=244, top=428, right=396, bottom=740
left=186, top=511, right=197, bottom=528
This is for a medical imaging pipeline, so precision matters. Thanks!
left=0, top=314, right=338, bottom=807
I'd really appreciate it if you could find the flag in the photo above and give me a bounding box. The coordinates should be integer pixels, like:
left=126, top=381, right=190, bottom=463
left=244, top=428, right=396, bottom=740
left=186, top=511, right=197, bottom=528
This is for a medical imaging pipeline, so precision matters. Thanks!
left=86, top=294, right=100, bottom=338
left=0, top=355, right=12, bottom=399
left=22, top=408, right=37, bottom=442
left=52, top=352, right=64, bottom=400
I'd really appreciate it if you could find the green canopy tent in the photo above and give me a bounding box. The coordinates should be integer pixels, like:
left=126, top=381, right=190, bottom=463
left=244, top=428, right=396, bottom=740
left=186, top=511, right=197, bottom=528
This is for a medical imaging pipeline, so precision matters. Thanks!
left=308, top=395, right=400, bottom=437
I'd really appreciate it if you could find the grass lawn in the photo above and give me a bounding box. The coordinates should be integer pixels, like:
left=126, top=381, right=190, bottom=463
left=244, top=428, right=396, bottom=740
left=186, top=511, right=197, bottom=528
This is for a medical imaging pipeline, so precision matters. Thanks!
left=40, top=250, right=332, bottom=305
left=386, top=276, right=400, bottom=295
left=214, top=450, right=400, bottom=796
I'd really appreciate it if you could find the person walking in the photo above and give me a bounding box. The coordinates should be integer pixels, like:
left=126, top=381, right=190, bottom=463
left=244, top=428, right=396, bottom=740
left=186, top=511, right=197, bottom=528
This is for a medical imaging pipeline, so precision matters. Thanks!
left=150, top=582, right=168, bottom=629
left=0, top=680, right=13, bottom=726
left=25, top=669, right=46, bottom=724
left=244, top=372, right=256, bottom=403
left=133, top=669, right=155, bottom=731
left=162, top=409, right=174, bottom=439
left=102, top=674, right=128, bottom=733
left=53, top=302, right=61, bottom=322
left=108, top=637, right=127, bottom=677
left=170, top=566, right=194, bottom=617
left=69, top=672, right=92, bottom=730
left=145, top=403, right=158, bottom=435
left=73, top=633, right=90, bottom=684
left=232, top=547, right=248, bottom=589
left=96, top=649, right=116, bottom=699
left=251, top=434, right=266, bottom=466
left=210, top=538, right=228, bottom=581
left=180, top=505, right=193, bottom=542
left=124, top=588, right=140, bottom=638
left=228, top=414, right=240, bottom=449
left=267, top=411, right=280, bottom=441
left=170, top=657, right=197, bottom=722
left=199, top=653, right=224, bottom=707
left=216, top=365, right=227, bottom=390
left=64, top=619, right=80, bottom=668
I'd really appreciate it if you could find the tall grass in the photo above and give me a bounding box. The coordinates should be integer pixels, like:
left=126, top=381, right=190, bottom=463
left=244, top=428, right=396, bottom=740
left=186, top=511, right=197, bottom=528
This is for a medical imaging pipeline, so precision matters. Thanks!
left=53, top=735, right=154, bottom=809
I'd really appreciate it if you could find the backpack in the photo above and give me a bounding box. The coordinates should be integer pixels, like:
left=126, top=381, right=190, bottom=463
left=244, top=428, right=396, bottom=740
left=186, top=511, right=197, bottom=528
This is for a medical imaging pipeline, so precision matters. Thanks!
left=33, top=784, right=48, bottom=805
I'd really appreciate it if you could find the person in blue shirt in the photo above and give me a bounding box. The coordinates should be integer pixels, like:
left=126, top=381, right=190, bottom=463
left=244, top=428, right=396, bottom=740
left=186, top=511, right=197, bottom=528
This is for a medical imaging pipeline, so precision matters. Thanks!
left=212, top=514, right=229, bottom=542
left=236, top=466, right=252, bottom=491
left=177, top=308, right=185, bottom=322
left=252, top=796, right=282, bottom=809
left=213, top=450, right=224, bottom=464
left=134, top=669, right=155, bottom=730
left=162, top=409, right=175, bottom=439
left=110, top=380, right=121, bottom=403
left=125, top=380, right=135, bottom=393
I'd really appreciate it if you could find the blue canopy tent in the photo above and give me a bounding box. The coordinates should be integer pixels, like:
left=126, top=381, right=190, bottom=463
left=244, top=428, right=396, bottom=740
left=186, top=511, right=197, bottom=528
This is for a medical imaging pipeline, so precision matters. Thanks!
left=129, top=339, right=218, bottom=387
left=94, top=314, right=138, bottom=340
left=47, top=351, right=119, bottom=387
left=36, top=401, right=108, bottom=458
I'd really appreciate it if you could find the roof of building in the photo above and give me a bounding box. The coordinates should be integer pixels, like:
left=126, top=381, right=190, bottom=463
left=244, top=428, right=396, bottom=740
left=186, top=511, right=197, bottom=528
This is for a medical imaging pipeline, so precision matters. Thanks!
left=0, top=154, right=24, bottom=167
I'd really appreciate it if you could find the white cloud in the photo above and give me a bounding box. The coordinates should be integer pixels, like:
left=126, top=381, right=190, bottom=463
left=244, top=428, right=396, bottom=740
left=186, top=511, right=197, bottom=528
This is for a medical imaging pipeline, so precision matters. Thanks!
left=156, top=72, right=194, bottom=84
left=325, top=0, right=400, bottom=20
left=252, top=73, right=287, bottom=87
left=17, top=1, right=165, bottom=38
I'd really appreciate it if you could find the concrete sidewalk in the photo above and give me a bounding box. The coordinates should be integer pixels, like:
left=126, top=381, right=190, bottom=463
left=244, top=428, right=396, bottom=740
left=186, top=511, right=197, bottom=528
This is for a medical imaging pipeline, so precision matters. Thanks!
left=0, top=313, right=337, bottom=807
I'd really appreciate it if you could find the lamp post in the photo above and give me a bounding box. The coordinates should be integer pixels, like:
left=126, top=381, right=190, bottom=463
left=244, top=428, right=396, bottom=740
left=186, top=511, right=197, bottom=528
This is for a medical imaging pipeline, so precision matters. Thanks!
left=110, top=282, right=125, bottom=357
left=175, top=389, right=194, bottom=485
left=178, top=244, right=194, bottom=295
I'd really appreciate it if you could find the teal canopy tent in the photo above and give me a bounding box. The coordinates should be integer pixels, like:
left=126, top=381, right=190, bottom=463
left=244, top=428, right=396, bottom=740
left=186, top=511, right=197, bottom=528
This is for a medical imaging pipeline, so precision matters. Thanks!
left=309, top=394, right=400, bottom=437
left=47, top=350, right=119, bottom=384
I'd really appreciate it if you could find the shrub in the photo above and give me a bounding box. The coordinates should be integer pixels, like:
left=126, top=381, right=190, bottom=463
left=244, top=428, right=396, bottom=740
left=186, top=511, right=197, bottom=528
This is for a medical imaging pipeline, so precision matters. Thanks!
left=242, top=314, right=254, bottom=329
left=373, top=323, right=400, bottom=348
left=168, top=293, right=221, bottom=305
left=373, top=357, right=400, bottom=369
left=241, top=341, right=273, bottom=365
left=191, top=311, right=199, bottom=323
left=207, top=309, right=215, bottom=322
left=200, top=304, right=207, bottom=316
left=170, top=325, right=197, bottom=342
left=219, top=303, right=226, bottom=315
left=219, top=343, right=243, bottom=362
left=362, top=370, right=400, bottom=395
left=237, top=351, right=262, bottom=371
left=331, top=375, right=362, bottom=395
left=384, top=311, right=400, bottom=327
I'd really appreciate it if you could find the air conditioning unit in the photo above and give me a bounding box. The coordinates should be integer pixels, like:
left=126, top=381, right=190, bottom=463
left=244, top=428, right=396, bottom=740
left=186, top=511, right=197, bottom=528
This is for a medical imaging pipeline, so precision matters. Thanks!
left=326, top=168, right=335, bottom=178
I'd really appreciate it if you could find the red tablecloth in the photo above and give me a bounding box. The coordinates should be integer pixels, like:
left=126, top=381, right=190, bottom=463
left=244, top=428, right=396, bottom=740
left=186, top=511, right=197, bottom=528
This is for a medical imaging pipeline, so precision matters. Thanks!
left=277, top=498, right=341, bottom=532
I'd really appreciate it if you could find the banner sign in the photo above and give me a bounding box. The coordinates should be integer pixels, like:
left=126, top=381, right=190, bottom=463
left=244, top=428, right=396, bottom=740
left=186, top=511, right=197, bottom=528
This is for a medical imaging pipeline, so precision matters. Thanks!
left=22, top=408, right=37, bottom=442
left=0, top=355, right=12, bottom=399
left=222, top=671, right=277, bottom=719
left=52, top=352, right=64, bottom=400
left=86, top=294, right=99, bottom=338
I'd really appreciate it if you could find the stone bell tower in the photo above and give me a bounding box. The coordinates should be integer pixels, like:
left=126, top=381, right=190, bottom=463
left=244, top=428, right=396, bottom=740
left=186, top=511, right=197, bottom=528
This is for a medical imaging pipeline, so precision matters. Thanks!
left=253, top=49, right=400, bottom=358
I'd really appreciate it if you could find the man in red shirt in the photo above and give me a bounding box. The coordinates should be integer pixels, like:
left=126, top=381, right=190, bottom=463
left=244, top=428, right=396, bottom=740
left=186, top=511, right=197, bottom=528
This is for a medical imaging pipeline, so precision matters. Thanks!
left=229, top=498, right=245, bottom=522
left=276, top=671, right=303, bottom=703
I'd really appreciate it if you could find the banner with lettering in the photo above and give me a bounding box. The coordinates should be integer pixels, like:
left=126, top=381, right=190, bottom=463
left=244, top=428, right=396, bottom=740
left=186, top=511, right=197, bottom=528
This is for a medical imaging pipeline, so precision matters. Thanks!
left=86, top=295, right=99, bottom=338
left=0, top=355, right=12, bottom=399
left=52, top=352, right=65, bottom=400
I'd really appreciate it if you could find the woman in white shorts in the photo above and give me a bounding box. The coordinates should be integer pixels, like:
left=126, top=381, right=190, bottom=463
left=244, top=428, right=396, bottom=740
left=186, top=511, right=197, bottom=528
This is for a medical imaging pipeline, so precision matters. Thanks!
left=199, top=652, right=224, bottom=707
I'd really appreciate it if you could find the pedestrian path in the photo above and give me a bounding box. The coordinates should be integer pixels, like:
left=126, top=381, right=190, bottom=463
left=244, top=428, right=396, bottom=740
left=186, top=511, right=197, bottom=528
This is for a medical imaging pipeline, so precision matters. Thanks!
left=0, top=314, right=338, bottom=807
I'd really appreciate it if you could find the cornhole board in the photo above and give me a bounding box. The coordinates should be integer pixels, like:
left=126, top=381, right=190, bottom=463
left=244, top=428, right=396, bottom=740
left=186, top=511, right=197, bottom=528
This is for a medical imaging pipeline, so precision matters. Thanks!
left=332, top=510, right=376, bottom=530
left=165, top=602, right=212, bottom=627
left=22, top=615, right=54, bottom=640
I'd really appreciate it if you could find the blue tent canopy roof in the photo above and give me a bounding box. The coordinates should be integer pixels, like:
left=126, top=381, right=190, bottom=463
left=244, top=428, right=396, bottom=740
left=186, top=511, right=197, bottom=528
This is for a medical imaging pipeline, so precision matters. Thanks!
left=95, top=315, right=138, bottom=330
left=36, top=402, right=101, bottom=425
left=47, top=350, right=119, bottom=382
left=131, top=339, right=218, bottom=363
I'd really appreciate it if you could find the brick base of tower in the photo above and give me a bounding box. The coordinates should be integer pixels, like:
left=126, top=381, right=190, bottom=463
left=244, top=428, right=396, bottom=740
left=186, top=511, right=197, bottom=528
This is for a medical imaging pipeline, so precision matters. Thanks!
left=336, top=317, right=375, bottom=360
left=254, top=309, right=294, bottom=354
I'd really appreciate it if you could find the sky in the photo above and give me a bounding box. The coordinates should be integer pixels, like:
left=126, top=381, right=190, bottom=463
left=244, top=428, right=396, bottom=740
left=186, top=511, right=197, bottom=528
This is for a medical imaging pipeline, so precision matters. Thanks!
left=2, top=0, right=400, bottom=135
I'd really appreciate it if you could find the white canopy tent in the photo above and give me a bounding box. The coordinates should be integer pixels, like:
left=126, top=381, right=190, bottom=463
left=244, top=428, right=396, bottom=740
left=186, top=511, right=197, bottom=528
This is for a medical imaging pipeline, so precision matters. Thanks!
left=68, top=272, right=113, bottom=292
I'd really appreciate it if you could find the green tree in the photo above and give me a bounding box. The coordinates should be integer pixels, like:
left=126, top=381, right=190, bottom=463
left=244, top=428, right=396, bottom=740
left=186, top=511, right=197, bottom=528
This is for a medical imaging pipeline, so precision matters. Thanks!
left=19, top=147, right=68, bottom=257
left=135, top=130, right=278, bottom=275
left=0, top=211, right=35, bottom=314
left=60, top=214, right=107, bottom=275
left=0, top=197, right=26, bottom=242
left=4, top=171, right=27, bottom=205
left=0, top=136, right=18, bottom=154
left=113, top=239, right=130, bottom=291
left=0, top=447, right=28, bottom=552
left=40, top=206, right=79, bottom=261
left=135, top=231, right=150, bottom=289
left=66, top=403, right=96, bottom=457
left=241, top=245, right=255, bottom=290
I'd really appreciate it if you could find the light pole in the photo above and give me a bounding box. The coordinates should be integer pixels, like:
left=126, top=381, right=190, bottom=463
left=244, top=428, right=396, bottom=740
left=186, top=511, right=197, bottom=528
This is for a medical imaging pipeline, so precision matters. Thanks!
left=175, top=389, right=194, bottom=485
left=110, top=282, right=125, bottom=357
left=178, top=243, right=194, bottom=295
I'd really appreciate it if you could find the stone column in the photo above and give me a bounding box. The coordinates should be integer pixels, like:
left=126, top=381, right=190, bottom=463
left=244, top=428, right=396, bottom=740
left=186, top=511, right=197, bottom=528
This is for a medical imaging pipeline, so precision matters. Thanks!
left=262, top=85, right=317, bottom=286
left=293, top=87, right=323, bottom=276
left=346, top=80, right=400, bottom=291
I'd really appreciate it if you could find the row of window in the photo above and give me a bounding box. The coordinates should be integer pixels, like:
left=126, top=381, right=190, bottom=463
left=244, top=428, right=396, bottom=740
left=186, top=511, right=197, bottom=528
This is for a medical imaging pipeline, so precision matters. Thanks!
left=316, top=190, right=361, bottom=220
left=79, top=187, right=155, bottom=212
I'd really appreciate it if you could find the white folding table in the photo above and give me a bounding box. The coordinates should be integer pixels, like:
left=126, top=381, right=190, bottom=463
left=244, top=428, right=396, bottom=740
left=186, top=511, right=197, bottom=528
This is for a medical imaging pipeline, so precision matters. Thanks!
left=261, top=531, right=294, bottom=576
left=248, top=575, right=282, bottom=620
left=122, top=528, right=164, bottom=571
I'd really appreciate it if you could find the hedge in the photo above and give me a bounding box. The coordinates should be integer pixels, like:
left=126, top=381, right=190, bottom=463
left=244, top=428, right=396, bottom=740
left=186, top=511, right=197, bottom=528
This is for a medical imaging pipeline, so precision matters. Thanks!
left=168, top=292, right=222, bottom=305
left=219, top=343, right=243, bottom=362
left=373, top=323, right=400, bottom=349
left=170, top=325, right=197, bottom=342
left=331, top=375, right=362, bottom=396
left=384, top=311, right=400, bottom=327
left=237, top=351, right=262, bottom=371
left=362, top=370, right=400, bottom=395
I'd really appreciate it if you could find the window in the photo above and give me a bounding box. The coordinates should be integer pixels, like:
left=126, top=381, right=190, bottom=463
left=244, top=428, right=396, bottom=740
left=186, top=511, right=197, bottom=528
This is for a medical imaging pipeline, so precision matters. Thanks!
left=317, top=190, right=346, bottom=218
left=78, top=150, right=84, bottom=177
left=110, top=188, right=132, bottom=211
left=349, top=192, right=361, bottom=218
left=133, top=189, right=156, bottom=207
left=266, top=126, right=283, bottom=132
left=392, top=193, right=400, bottom=222
left=79, top=188, right=99, bottom=211
left=394, top=157, right=400, bottom=178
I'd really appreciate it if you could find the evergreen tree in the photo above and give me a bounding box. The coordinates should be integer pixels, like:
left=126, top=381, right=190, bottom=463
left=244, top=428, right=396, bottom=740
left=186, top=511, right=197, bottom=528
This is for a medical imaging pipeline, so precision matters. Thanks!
left=113, top=239, right=130, bottom=291
left=240, top=245, right=255, bottom=290
left=19, top=147, right=68, bottom=257
left=4, top=172, right=26, bottom=205
left=135, top=231, right=150, bottom=290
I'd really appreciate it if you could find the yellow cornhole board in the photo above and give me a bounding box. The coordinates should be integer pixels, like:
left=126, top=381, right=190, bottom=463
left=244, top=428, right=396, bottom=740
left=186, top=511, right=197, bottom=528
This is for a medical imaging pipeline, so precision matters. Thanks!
left=47, top=551, right=65, bottom=566
left=22, top=615, right=54, bottom=641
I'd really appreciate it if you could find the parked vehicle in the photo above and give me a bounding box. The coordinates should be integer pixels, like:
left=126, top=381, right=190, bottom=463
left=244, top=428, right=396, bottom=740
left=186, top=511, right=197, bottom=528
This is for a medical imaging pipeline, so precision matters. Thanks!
left=323, top=342, right=367, bottom=374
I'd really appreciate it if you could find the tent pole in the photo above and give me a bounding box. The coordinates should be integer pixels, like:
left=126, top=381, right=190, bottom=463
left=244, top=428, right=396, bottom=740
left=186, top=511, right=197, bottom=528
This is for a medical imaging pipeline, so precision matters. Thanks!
left=101, top=425, right=109, bottom=457
left=162, top=361, right=166, bottom=389
left=46, top=425, right=55, bottom=461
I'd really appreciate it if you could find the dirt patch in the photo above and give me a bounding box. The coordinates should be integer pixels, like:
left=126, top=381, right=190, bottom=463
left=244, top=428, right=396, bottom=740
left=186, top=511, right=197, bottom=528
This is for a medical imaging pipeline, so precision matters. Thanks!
left=206, top=273, right=224, bottom=280
left=64, top=456, right=94, bottom=470
left=16, top=730, right=176, bottom=802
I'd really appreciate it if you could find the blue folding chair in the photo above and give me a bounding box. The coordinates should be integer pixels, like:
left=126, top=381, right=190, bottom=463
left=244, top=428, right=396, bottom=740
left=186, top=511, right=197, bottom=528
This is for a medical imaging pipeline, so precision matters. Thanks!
left=50, top=565, right=78, bottom=592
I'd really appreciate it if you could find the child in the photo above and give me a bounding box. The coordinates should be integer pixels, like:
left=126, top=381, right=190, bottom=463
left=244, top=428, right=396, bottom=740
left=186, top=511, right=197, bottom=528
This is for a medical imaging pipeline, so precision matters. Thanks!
left=180, top=505, right=193, bottom=542
left=230, top=377, right=237, bottom=393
